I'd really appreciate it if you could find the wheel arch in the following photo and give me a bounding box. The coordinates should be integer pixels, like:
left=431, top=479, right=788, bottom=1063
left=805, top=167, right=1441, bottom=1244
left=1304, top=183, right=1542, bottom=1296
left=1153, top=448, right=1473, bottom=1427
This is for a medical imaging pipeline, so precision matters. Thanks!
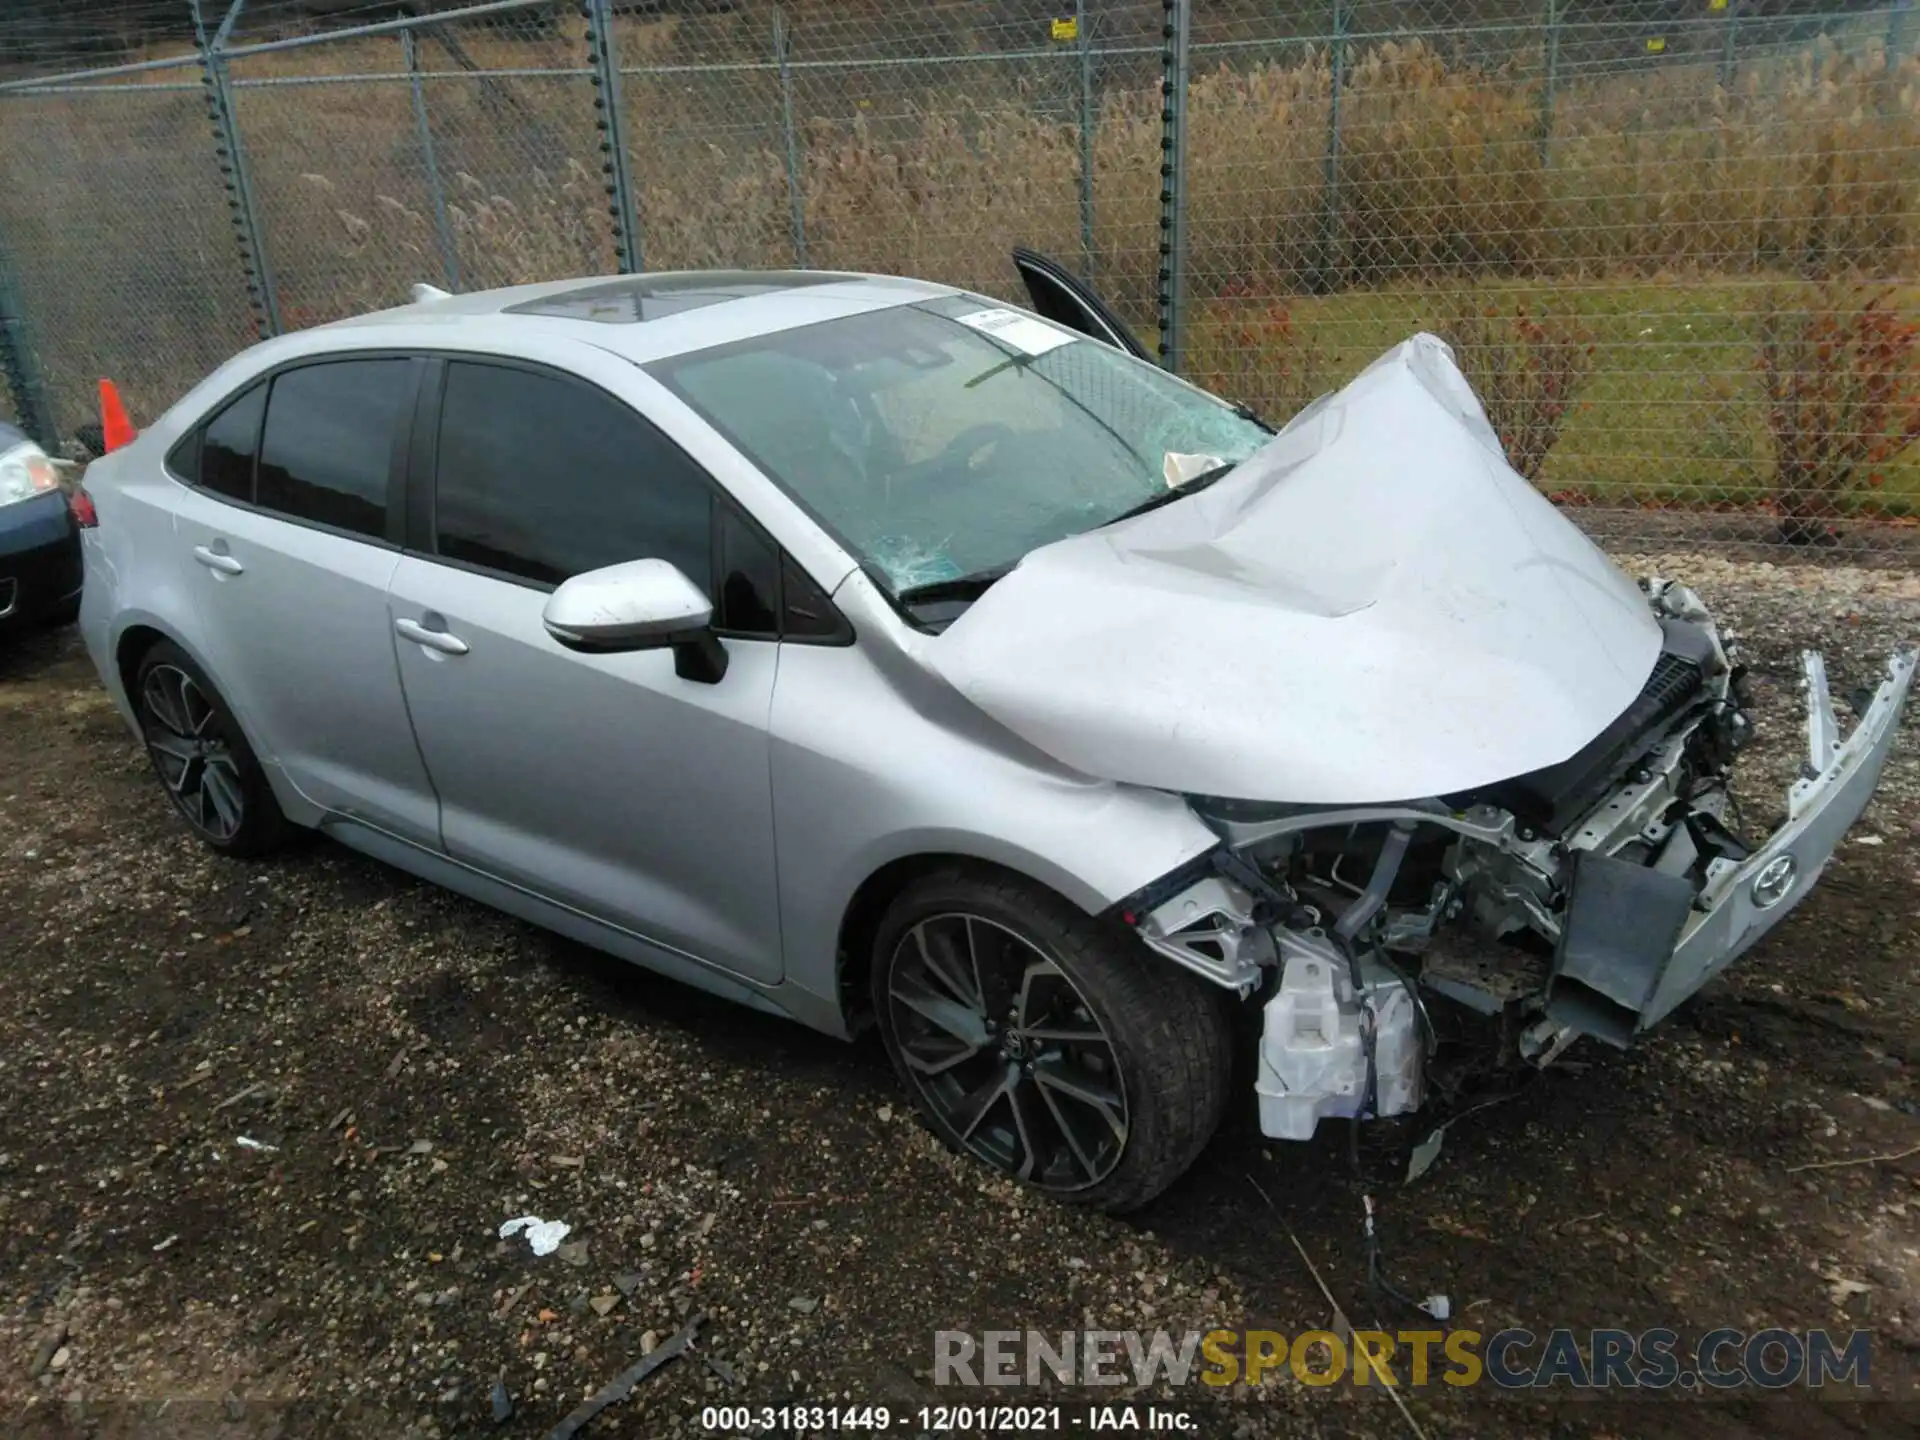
left=113, top=621, right=174, bottom=706
left=112, top=620, right=234, bottom=725
left=844, top=845, right=1237, bottom=1211
left=834, top=851, right=1101, bottom=1033
left=110, top=617, right=307, bottom=824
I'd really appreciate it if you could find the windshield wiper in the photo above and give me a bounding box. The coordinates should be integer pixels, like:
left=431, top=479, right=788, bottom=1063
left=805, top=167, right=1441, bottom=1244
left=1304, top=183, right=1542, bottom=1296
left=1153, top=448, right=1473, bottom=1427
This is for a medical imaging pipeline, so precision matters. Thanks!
left=895, top=563, right=1017, bottom=608
left=963, top=354, right=1028, bottom=388
left=1233, top=401, right=1275, bottom=433
left=894, top=459, right=1242, bottom=607
left=1099, top=460, right=1238, bottom=528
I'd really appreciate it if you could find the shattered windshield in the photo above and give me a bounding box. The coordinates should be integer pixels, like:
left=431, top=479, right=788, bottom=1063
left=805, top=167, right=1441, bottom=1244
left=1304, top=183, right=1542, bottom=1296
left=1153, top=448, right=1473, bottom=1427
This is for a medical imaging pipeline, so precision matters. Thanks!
left=649, top=294, right=1269, bottom=597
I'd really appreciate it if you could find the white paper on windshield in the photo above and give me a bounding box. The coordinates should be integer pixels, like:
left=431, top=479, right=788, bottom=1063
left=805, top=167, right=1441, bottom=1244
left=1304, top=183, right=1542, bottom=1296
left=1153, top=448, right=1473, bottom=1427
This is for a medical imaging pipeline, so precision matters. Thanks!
left=953, top=307, right=1077, bottom=357
left=1163, top=451, right=1226, bottom=489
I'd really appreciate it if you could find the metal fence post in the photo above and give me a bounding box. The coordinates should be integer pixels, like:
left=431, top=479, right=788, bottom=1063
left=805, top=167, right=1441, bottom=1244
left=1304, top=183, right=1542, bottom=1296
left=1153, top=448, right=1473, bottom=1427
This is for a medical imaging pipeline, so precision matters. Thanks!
left=0, top=237, right=58, bottom=447
left=1719, top=0, right=1741, bottom=91
left=1888, top=0, right=1913, bottom=73
left=1076, top=0, right=1096, bottom=284
left=1538, top=0, right=1561, bottom=166
left=192, top=0, right=280, bottom=337
left=1156, top=0, right=1190, bottom=371
left=1313, top=0, right=1348, bottom=294
left=774, top=9, right=808, bottom=268
left=584, top=0, right=641, bottom=272
left=404, top=28, right=462, bottom=292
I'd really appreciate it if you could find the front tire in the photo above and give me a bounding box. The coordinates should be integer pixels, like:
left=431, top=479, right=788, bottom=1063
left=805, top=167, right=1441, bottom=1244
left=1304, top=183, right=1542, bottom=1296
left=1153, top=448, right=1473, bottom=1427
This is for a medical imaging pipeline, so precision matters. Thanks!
left=871, top=866, right=1233, bottom=1212
left=133, top=641, right=289, bottom=857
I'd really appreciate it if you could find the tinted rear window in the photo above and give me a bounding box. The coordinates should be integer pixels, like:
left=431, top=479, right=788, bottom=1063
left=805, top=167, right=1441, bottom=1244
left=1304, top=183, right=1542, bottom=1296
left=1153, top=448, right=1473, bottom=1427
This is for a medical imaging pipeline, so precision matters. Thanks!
left=257, top=360, right=408, bottom=540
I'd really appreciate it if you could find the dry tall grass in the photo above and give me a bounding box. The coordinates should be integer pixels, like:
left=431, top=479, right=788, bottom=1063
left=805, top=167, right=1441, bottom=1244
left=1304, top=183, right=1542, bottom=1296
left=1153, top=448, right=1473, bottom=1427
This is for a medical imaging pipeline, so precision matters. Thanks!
left=1, top=9, right=1915, bottom=519
left=55, top=24, right=1920, bottom=303
left=1181, top=35, right=1917, bottom=295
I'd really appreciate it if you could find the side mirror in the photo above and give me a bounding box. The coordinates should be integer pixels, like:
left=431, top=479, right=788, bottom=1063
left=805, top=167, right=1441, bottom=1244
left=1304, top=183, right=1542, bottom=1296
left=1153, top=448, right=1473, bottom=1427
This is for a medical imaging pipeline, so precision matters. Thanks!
left=542, top=558, right=728, bottom=682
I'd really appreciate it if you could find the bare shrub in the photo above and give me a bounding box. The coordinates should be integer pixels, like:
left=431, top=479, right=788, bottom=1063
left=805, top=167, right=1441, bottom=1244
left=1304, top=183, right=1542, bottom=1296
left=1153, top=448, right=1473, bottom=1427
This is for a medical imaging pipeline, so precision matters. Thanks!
left=1439, top=298, right=1598, bottom=482
left=1758, top=282, right=1920, bottom=544
left=1187, top=297, right=1332, bottom=427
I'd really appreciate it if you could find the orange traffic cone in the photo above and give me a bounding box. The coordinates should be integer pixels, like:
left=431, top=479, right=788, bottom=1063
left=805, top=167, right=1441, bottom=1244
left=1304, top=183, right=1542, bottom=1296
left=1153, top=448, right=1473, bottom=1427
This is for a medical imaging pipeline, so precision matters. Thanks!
left=99, top=379, right=136, bottom=452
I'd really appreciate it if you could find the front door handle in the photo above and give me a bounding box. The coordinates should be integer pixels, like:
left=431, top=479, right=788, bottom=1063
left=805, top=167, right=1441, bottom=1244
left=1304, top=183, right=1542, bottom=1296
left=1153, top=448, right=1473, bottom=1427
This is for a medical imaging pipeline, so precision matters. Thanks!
left=192, top=544, right=243, bottom=576
left=395, top=616, right=469, bottom=656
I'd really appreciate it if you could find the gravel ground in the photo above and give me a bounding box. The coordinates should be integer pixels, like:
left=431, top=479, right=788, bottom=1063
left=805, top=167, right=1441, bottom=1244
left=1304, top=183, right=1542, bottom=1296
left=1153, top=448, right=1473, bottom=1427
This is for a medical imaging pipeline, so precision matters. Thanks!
left=2, top=552, right=1918, bottom=1439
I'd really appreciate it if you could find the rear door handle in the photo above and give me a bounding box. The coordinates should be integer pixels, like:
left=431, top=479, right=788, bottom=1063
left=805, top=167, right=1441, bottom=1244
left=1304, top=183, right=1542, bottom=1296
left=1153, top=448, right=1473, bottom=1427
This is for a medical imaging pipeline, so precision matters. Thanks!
left=395, top=616, right=469, bottom=656
left=192, top=544, right=243, bottom=576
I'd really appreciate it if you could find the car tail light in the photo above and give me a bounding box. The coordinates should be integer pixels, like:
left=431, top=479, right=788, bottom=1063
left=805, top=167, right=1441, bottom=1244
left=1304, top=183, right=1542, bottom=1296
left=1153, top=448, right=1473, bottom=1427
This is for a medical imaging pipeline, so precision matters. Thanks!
left=69, top=486, right=98, bottom=529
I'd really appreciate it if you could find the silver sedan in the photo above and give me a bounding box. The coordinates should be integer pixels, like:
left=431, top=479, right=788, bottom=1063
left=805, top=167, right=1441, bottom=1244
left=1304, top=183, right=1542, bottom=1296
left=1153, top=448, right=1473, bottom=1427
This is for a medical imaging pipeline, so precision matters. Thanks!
left=75, top=255, right=1912, bottom=1209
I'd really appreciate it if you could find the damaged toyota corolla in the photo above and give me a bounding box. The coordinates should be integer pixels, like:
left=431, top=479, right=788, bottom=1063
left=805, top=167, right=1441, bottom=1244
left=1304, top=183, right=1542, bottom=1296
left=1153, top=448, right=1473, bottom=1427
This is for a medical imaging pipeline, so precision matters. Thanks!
left=77, top=255, right=1912, bottom=1213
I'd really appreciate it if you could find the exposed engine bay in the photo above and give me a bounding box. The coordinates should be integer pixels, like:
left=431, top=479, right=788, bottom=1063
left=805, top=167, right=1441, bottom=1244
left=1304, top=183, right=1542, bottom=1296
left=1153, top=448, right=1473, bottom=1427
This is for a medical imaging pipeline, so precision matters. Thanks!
left=1125, top=579, right=1916, bottom=1142
left=920, top=331, right=1914, bottom=1145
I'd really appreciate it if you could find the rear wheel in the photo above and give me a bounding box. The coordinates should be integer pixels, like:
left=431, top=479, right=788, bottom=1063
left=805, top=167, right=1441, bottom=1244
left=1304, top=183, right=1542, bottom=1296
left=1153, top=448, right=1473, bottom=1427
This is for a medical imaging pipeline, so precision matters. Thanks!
left=871, top=866, right=1233, bottom=1212
left=134, top=641, right=289, bottom=856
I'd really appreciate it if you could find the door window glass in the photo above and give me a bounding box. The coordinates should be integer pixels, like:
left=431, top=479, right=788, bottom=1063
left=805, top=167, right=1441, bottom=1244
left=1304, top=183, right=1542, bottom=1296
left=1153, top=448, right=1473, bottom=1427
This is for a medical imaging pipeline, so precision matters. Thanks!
left=434, top=362, right=713, bottom=593
left=257, top=360, right=408, bottom=540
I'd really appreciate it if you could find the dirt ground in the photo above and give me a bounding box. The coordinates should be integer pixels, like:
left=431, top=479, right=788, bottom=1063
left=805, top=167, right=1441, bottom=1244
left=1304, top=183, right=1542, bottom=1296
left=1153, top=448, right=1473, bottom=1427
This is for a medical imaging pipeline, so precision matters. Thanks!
left=3, top=552, right=1919, bottom=1440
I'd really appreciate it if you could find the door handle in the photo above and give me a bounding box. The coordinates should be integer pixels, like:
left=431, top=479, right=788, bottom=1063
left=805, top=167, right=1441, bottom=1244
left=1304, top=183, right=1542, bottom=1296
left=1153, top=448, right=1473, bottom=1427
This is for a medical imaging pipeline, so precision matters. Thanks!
left=192, top=544, right=243, bottom=576
left=395, top=616, right=470, bottom=656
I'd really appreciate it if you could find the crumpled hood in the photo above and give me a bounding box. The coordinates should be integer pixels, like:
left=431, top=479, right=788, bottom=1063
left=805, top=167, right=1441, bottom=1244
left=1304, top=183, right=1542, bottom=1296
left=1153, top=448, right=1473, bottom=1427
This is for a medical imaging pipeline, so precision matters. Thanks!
left=927, top=334, right=1662, bottom=804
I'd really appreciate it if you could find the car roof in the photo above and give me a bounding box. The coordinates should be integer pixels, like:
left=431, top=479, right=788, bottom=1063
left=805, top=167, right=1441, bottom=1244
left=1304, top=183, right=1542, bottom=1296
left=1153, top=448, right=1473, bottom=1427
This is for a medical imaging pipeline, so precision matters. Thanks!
left=309, top=269, right=959, bottom=366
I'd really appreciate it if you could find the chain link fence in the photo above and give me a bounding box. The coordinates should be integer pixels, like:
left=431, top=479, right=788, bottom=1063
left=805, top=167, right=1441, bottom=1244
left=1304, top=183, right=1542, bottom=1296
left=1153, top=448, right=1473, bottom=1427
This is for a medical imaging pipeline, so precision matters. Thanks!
left=0, top=51, right=255, bottom=437
left=1, top=0, right=1916, bottom=558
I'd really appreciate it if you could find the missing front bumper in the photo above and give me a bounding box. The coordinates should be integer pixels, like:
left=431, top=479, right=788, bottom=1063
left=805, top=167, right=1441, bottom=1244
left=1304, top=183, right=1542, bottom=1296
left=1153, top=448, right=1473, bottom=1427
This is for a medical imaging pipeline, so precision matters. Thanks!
left=1546, top=647, right=1915, bottom=1044
left=1254, top=931, right=1424, bottom=1140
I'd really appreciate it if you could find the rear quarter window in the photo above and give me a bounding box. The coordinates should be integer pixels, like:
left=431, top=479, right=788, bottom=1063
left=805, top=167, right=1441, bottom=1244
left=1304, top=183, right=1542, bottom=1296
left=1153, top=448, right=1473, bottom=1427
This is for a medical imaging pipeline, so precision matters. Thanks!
left=188, top=383, right=267, bottom=502
left=164, top=427, right=201, bottom=487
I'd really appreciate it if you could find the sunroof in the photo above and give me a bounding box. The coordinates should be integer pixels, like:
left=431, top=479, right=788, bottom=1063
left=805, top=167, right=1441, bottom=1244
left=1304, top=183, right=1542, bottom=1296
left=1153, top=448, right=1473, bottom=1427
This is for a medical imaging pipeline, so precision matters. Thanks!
left=503, top=272, right=838, bottom=324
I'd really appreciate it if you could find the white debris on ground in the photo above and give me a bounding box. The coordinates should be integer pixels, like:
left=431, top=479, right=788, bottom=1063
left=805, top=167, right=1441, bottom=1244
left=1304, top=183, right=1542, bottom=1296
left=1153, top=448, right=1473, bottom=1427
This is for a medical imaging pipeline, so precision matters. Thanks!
left=498, top=1216, right=572, bottom=1257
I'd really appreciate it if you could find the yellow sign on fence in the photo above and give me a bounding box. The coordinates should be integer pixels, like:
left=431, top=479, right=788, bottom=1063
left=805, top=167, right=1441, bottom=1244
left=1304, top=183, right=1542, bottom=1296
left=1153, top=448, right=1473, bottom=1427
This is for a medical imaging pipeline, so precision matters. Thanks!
left=1051, top=16, right=1079, bottom=42
left=1646, top=35, right=1668, bottom=51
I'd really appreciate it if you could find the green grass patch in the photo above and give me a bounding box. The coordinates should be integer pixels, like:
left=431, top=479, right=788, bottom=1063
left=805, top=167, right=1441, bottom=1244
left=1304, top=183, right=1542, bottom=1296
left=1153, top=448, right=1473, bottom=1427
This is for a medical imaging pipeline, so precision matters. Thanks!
left=1188, top=278, right=1920, bottom=516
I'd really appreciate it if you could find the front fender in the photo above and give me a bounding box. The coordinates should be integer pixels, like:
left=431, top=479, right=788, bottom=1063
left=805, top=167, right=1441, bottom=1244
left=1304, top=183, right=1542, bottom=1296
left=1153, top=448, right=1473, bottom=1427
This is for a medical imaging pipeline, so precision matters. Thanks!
left=768, top=641, right=1218, bottom=1024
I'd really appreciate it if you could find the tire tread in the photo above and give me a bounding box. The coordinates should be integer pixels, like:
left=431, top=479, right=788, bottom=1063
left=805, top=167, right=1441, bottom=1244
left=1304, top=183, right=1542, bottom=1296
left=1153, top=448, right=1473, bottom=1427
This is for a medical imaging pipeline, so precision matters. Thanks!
left=872, top=863, right=1233, bottom=1213
left=133, top=640, right=292, bottom=858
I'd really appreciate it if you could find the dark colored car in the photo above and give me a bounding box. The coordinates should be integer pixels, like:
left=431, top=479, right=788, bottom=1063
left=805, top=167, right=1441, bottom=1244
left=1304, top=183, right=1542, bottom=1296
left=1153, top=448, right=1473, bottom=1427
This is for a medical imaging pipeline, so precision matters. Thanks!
left=0, top=421, right=83, bottom=634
